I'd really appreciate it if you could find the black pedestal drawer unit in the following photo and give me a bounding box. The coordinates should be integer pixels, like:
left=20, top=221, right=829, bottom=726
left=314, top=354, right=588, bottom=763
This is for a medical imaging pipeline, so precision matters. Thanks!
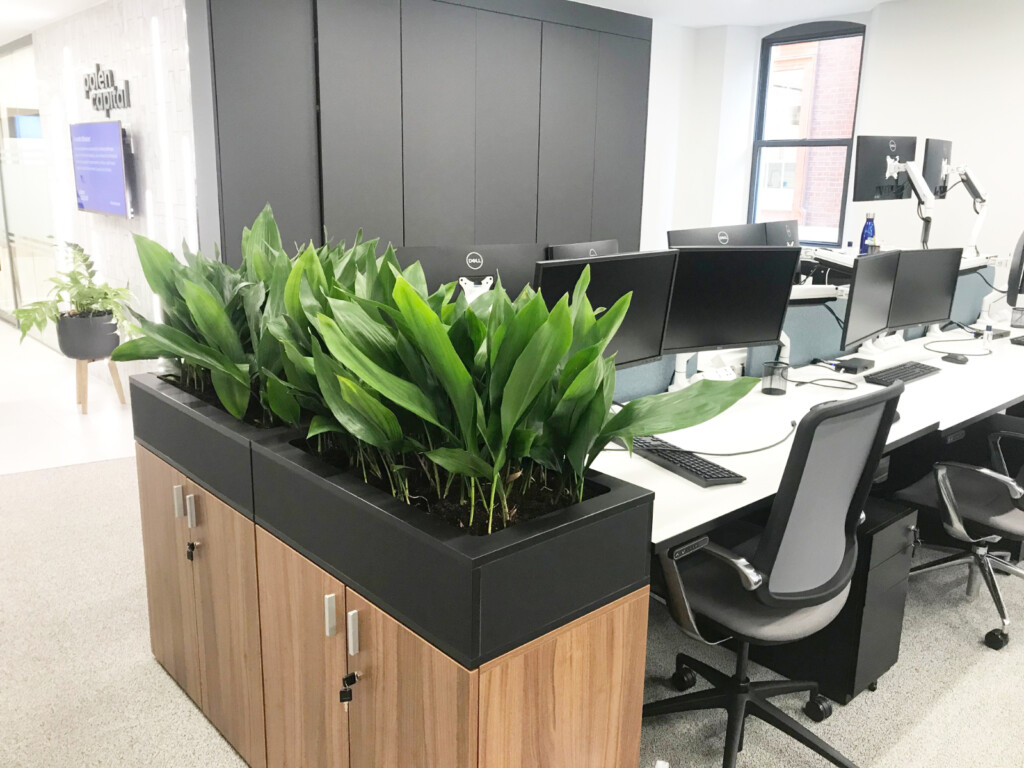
left=748, top=499, right=918, bottom=704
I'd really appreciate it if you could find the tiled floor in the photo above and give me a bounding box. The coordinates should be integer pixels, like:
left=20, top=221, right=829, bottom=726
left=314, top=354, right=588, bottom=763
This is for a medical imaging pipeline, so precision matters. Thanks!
left=0, top=322, right=135, bottom=476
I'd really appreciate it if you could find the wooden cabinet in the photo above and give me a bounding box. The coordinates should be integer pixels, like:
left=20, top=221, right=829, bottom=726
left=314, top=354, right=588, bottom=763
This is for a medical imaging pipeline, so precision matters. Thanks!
left=137, top=446, right=202, bottom=704
left=136, top=446, right=266, bottom=767
left=257, top=529, right=349, bottom=768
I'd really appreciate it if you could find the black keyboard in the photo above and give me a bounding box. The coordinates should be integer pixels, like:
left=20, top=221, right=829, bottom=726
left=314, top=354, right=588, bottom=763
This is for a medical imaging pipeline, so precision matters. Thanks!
left=1011, top=336, right=1024, bottom=346
left=863, top=361, right=940, bottom=387
left=632, top=436, right=745, bottom=488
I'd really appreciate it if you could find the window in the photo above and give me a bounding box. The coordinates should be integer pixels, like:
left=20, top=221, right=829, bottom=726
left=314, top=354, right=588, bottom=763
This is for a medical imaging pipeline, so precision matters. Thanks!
left=748, top=22, right=865, bottom=246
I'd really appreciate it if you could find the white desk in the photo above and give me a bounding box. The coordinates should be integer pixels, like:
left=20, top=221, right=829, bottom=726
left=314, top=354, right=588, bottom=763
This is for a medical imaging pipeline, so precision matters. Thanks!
left=593, top=331, right=1024, bottom=552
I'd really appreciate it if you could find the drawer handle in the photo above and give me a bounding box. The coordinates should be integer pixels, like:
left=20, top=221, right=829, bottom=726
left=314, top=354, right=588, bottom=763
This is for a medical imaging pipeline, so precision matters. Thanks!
left=909, top=524, right=921, bottom=553
left=173, top=485, right=184, bottom=518
left=186, top=494, right=197, bottom=529
left=325, top=594, right=337, bottom=637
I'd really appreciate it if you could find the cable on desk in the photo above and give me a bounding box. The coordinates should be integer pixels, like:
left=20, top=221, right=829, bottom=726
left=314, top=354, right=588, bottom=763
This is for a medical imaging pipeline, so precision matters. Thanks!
left=680, top=421, right=798, bottom=457
left=975, top=271, right=1006, bottom=294
left=822, top=303, right=845, bottom=330
left=923, top=339, right=994, bottom=357
left=781, top=368, right=859, bottom=390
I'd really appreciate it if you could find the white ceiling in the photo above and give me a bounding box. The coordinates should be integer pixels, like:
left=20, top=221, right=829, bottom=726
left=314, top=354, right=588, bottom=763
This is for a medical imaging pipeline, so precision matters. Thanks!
left=0, top=0, right=106, bottom=49
left=575, top=0, right=894, bottom=28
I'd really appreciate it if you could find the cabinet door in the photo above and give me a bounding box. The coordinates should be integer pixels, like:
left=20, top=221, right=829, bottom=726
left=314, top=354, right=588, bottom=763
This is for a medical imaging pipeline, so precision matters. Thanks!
left=189, top=483, right=267, bottom=768
left=257, top=528, right=350, bottom=768
left=136, top=446, right=201, bottom=704
left=347, top=590, right=478, bottom=768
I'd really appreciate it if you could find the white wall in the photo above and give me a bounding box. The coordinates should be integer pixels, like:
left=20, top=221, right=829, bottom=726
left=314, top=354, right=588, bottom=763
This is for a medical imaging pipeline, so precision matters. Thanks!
left=845, top=0, right=1024, bottom=257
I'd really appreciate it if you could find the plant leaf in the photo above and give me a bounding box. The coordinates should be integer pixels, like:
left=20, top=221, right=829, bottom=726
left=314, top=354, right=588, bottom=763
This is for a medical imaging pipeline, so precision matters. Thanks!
left=425, top=448, right=493, bottom=479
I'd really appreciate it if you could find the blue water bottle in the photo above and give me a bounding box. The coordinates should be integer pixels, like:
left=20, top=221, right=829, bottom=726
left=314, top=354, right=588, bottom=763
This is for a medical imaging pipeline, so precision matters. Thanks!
left=859, top=213, right=875, bottom=255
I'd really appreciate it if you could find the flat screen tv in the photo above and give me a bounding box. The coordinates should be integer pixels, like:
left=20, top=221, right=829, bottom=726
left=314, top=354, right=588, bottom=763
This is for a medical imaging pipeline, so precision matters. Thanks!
left=69, top=121, right=132, bottom=217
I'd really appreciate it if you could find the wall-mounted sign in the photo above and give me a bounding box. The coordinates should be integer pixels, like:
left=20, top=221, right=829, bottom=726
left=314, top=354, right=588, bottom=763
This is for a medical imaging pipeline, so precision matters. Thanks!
left=83, top=64, right=131, bottom=117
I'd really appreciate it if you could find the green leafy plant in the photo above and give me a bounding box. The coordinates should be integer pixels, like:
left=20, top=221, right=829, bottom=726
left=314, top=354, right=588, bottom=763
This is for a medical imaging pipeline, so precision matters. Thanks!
left=111, top=204, right=290, bottom=422
left=14, top=244, right=133, bottom=340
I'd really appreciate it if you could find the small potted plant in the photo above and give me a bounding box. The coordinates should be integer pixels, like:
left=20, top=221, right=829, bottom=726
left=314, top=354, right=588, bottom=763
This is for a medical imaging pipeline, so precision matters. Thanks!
left=14, top=243, right=132, bottom=359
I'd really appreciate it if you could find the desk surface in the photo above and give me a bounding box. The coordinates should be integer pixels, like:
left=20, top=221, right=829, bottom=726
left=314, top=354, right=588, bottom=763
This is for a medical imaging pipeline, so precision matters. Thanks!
left=593, top=331, right=1024, bottom=551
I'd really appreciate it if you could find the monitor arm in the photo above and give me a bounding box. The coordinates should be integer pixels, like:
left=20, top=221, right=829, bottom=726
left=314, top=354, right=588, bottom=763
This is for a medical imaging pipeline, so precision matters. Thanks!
left=942, top=161, right=989, bottom=257
left=887, top=155, right=935, bottom=248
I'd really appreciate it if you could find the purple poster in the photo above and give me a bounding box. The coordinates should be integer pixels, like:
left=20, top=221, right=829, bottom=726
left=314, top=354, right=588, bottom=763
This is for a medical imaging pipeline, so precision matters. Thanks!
left=70, top=121, right=128, bottom=216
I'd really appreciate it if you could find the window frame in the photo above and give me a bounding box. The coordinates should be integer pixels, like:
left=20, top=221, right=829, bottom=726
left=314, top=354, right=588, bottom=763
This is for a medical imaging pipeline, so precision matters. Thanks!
left=747, top=21, right=867, bottom=247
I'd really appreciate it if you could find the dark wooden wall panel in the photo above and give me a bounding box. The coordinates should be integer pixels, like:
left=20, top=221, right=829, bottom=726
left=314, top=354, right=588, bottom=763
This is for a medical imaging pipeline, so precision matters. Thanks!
left=208, top=0, right=321, bottom=264
left=401, top=0, right=477, bottom=246
left=474, top=11, right=542, bottom=244
left=591, top=32, right=650, bottom=251
left=318, top=0, right=404, bottom=248
left=536, top=22, right=599, bottom=247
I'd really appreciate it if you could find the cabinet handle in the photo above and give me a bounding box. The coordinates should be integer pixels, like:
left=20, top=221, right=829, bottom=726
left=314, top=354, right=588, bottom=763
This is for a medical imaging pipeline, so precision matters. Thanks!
left=325, top=594, right=338, bottom=637
left=173, top=485, right=184, bottom=518
left=186, top=494, right=197, bottom=529
left=347, top=610, right=359, bottom=656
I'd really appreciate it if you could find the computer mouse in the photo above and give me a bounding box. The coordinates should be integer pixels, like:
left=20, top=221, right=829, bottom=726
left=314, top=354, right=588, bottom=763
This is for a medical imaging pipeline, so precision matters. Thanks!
left=942, top=353, right=969, bottom=365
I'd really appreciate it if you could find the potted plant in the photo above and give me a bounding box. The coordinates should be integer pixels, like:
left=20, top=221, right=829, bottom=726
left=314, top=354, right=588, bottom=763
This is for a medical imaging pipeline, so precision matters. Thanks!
left=14, top=244, right=132, bottom=360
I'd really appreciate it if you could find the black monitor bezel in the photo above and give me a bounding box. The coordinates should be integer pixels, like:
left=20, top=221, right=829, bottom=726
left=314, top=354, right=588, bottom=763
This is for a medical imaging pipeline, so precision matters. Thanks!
left=533, top=249, right=679, bottom=369
left=667, top=223, right=768, bottom=249
left=852, top=135, right=918, bottom=202
left=886, top=247, right=962, bottom=333
left=841, top=249, right=900, bottom=350
left=545, top=239, right=620, bottom=261
left=922, top=138, right=953, bottom=199
left=1007, top=231, right=1024, bottom=309
left=661, top=245, right=801, bottom=355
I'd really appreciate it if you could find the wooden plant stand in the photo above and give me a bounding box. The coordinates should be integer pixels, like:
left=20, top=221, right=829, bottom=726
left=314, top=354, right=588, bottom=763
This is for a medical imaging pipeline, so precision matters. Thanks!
left=75, top=358, right=126, bottom=414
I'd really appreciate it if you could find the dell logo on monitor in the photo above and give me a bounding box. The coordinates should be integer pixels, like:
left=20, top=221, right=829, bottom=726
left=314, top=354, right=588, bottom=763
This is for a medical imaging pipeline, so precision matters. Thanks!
left=888, top=139, right=897, bottom=153
left=717, top=231, right=730, bottom=245
left=466, top=251, right=483, bottom=270
left=589, top=248, right=598, bottom=258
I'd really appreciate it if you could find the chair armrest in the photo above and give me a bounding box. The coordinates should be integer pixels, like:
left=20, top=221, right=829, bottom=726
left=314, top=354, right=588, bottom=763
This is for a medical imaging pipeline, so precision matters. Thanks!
left=988, top=431, right=1024, bottom=476
left=703, top=542, right=765, bottom=591
left=933, top=462, right=1018, bottom=545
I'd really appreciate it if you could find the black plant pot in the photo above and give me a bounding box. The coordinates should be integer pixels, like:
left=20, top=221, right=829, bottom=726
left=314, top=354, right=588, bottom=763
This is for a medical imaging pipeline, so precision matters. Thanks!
left=57, top=312, right=119, bottom=360
left=252, top=431, right=654, bottom=668
left=128, top=373, right=287, bottom=518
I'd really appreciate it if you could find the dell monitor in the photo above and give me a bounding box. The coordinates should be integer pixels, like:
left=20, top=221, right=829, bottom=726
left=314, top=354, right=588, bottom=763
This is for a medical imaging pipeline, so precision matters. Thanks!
left=852, top=135, right=918, bottom=202
left=533, top=250, right=677, bottom=368
left=667, top=223, right=767, bottom=249
left=922, top=139, right=953, bottom=199
left=1008, top=231, right=1024, bottom=308
left=841, top=250, right=900, bottom=350
left=764, top=219, right=800, bottom=247
left=395, top=243, right=545, bottom=297
left=887, top=248, right=962, bottom=331
left=662, top=246, right=800, bottom=354
left=546, top=239, right=620, bottom=261
left=69, top=121, right=134, bottom=217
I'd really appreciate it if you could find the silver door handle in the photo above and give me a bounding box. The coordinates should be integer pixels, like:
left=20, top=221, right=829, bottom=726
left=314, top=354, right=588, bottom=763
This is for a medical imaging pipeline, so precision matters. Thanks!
left=186, top=494, right=197, bottom=529
left=173, top=484, right=184, bottom=518
left=347, top=610, right=359, bottom=656
left=325, top=594, right=337, bottom=637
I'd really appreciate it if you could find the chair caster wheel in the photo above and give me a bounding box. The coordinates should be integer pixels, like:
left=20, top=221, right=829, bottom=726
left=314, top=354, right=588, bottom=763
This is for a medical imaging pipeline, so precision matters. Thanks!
left=671, top=667, right=697, bottom=692
left=985, top=629, right=1010, bottom=650
left=803, top=694, right=832, bottom=723
left=867, top=681, right=878, bottom=692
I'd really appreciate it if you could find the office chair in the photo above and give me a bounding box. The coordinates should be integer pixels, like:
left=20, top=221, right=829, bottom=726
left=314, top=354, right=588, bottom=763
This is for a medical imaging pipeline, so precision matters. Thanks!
left=645, top=384, right=903, bottom=768
left=896, top=413, right=1024, bottom=650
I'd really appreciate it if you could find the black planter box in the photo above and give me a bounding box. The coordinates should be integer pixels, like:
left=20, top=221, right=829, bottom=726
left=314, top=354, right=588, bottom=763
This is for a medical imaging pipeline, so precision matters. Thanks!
left=129, top=373, right=274, bottom=518
left=252, top=432, right=654, bottom=668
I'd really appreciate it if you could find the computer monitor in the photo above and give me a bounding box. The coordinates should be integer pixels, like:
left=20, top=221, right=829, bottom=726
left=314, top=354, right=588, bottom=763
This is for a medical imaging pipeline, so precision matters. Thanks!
left=662, top=247, right=800, bottom=354
left=922, top=139, right=953, bottom=199
left=395, top=244, right=545, bottom=296
left=764, top=220, right=800, bottom=247
left=887, top=248, right=962, bottom=331
left=545, top=239, right=620, bottom=261
left=533, top=251, right=678, bottom=368
left=852, top=135, right=918, bottom=202
left=841, top=250, right=900, bottom=350
left=1007, top=231, right=1024, bottom=308
left=667, top=223, right=767, bottom=249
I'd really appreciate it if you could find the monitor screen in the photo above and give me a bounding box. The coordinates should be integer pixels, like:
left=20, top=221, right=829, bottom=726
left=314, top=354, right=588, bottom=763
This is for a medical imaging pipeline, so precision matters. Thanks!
left=841, top=250, right=900, bottom=350
left=852, top=135, right=918, bottom=202
left=667, top=223, right=767, bottom=249
left=1008, top=230, right=1024, bottom=309
left=395, top=244, right=546, bottom=297
left=662, top=247, right=800, bottom=354
left=533, top=250, right=678, bottom=368
left=69, top=121, right=130, bottom=217
left=887, top=248, right=962, bottom=331
left=763, top=219, right=800, bottom=247
left=922, top=139, right=953, bottom=199
left=546, top=239, right=620, bottom=261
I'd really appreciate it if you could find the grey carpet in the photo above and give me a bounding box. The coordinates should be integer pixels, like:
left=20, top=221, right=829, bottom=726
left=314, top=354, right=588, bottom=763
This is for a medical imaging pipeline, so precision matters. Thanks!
left=1, top=457, right=1022, bottom=767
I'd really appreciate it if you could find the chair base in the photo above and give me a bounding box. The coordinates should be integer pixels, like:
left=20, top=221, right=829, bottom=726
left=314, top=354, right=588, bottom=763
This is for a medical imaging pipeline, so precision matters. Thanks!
left=911, top=543, right=1024, bottom=648
left=643, top=643, right=858, bottom=768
